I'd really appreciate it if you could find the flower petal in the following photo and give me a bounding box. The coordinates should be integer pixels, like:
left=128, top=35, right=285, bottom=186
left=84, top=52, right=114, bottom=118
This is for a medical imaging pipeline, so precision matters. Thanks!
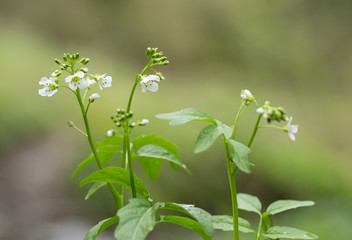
left=288, top=132, right=296, bottom=141
left=47, top=88, right=58, bottom=97
left=78, top=78, right=87, bottom=89
left=76, top=71, right=85, bottom=78
left=147, top=82, right=159, bottom=92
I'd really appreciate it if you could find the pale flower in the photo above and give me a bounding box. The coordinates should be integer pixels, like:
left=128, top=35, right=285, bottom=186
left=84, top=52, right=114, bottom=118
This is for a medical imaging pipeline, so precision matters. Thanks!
left=240, top=89, right=254, bottom=100
left=89, top=93, right=100, bottom=100
left=38, top=77, right=58, bottom=97
left=284, top=116, right=298, bottom=141
left=140, top=75, right=162, bottom=93
left=86, top=77, right=96, bottom=88
left=141, top=119, right=149, bottom=125
left=97, top=74, right=112, bottom=90
left=107, top=130, right=115, bottom=137
left=256, top=107, right=264, bottom=114
left=65, top=71, right=87, bottom=90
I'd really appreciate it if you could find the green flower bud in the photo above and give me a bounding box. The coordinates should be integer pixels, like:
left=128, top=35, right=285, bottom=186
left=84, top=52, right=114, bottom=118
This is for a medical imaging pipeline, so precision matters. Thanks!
left=67, top=121, right=75, bottom=127
left=55, top=58, right=62, bottom=65
left=73, top=53, right=79, bottom=60
left=161, top=60, right=169, bottom=66
left=146, top=47, right=152, bottom=56
left=63, top=53, right=70, bottom=62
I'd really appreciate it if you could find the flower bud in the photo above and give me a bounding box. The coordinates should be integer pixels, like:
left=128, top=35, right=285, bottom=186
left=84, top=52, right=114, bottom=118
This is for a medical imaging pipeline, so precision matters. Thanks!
left=146, top=47, right=152, bottom=56
left=116, top=122, right=121, bottom=127
left=138, top=119, right=149, bottom=126
left=73, top=53, right=79, bottom=60
left=107, top=129, right=115, bottom=137
left=55, top=58, right=62, bottom=65
left=80, top=67, right=88, bottom=73
left=80, top=58, right=90, bottom=65
left=67, top=121, right=75, bottom=127
left=161, top=60, right=169, bottom=66
left=129, top=122, right=136, bottom=128
left=63, top=53, right=70, bottom=62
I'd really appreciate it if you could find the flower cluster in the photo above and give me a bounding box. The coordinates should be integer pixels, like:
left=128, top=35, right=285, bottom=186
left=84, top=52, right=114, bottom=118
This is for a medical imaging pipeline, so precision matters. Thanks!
left=38, top=53, right=112, bottom=98
left=244, top=95, right=299, bottom=142
left=145, top=47, right=169, bottom=66
left=110, top=108, right=149, bottom=130
left=240, top=89, right=256, bottom=106
left=256, top=101, right=287, bottom=123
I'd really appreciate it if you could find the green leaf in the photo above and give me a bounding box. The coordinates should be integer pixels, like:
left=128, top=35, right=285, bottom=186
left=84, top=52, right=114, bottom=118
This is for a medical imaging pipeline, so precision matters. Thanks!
left=216, top=122, right=233, bottom=140
left=135, top=156, right=163, bottom=180
left=156, top=108, right=217, bottom=126
left=211, top=215, right=254, bottom=233
left=80, top=167, right=149, bottom=199
left=84, top=216, right=119, bottom=240
left=237, top=193, right=262, bottom=215
left=114, top=199, right=162, bottom=240
left=85, top=182, right=107, bottom=200
left=133, top=134, right=184, bottom=179
left=133, top=134, right=179, bottom=158
left=72, top=154, right=95, bottom=180
left=161, top=202, right=214, bottom=237
left=96, top=135, right=124, bottom=148
left=194, top=124, right=221, bottom=153
left=136, top=145, right=190, bottom=175
left=228, top=139, right=251, bottom=173
left=263, top=226, right=318, bottom=239
left=72, top=136, right=123, bottom=180
left=266, top=200, right=315, bottom=215
left=158, top=215, right=212, bottom=240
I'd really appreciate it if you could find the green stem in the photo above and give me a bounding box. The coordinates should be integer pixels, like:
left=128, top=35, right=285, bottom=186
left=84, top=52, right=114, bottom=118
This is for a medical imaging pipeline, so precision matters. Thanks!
left=76, top=89, right=121, bottom=208
left=232, top=101, right=246, bottom=140
left=247, top=114, right=262, bottom=148
left=256, top=215, right=263, bottom=240
left=122, top=63, right=151, bottom=198
left=117, top=131, right=128, bottom=209
left=223, top=135, right=239, bottom=240
left=125, top=125, right=136, bottom=198
left=71, top=125, right=88, bottom=137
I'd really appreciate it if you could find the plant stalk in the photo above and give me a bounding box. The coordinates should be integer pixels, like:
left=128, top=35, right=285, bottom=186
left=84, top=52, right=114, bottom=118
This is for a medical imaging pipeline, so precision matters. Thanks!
left=224, top=136, right=240, bottom=240
left=76, top=90, right=121, bottom=208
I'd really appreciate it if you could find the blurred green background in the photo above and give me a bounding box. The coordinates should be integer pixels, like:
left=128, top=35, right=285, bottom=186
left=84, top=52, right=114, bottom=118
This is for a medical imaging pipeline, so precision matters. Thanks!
left=0, top=0, right=351, bottom=239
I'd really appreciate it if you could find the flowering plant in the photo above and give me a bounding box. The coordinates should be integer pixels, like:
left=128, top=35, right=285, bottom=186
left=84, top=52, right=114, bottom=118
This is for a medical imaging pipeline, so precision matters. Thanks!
left=39, top=50, right=317, bottom=240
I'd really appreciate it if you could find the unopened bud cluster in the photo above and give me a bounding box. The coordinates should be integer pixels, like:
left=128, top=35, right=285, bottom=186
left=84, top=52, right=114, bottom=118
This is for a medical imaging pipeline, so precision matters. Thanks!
left=257, top=101, right=287, bottom=123
left=146, top=47, right=169, bottom=66
left=55, top=53, right=90, bottom=72
left=110, top=108, right=149, bottom=128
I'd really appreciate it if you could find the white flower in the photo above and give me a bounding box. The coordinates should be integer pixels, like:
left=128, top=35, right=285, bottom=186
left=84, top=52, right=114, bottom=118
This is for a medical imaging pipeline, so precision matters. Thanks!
left=140, top=75, right=161, bottom=93
left=89, top=93, right=100, bottom=100
left=97, top=74, right=112, bottom=90
left=141, top=119, right=149, bottom=125
left=240, top=89, right=254, bottom=100
left=285, top=116, right=298, bottom=141
left=86, top=77, right=96, bottom=87
left=65, top=71, right=87, bottom=91
left=107, top=130, right=115, bottom=137
left=38, top=77, right=58, bottom=97
left=256, top=107, right=264, bottom=114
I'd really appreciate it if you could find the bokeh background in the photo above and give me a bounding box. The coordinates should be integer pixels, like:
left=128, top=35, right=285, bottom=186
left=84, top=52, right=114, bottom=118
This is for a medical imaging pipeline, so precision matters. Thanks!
left=0, top=0, right=351, bottom=239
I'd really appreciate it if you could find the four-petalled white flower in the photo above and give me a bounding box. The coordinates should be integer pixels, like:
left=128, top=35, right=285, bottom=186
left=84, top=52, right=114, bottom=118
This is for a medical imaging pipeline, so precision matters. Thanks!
left=284, top=116, right=298, bottom=141
left=140, top=75, right=163, bottom=93
left=38, top=77, right=58, bottom=97
left=97, top=74, right=112, bottom=90
left=65, top=71, right=87, bottom=91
